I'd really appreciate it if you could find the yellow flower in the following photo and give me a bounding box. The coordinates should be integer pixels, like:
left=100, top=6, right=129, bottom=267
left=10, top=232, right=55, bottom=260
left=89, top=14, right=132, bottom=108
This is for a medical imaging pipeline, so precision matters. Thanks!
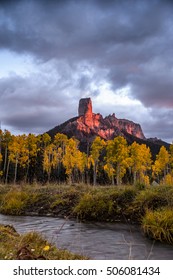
left=43, top=245, right=50, bottom=251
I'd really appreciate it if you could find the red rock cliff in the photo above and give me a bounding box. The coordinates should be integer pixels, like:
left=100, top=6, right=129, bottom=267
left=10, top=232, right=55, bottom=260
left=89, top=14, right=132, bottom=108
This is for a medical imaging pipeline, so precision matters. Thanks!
left=47, top=98, right=145, bottom=143
left=76, top=98, right=145, bottom=140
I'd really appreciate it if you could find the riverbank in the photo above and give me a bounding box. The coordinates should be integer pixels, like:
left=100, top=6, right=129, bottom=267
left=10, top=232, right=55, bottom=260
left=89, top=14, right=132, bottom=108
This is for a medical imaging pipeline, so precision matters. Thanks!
left=0, top=223, right=88, bottom=260
left=0, top=183, right=173, bottom=245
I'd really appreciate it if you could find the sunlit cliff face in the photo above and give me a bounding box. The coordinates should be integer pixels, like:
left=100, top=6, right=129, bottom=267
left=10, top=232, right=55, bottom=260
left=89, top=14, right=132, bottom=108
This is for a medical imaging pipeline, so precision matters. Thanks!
left=76, top=98, right=145, bottom=141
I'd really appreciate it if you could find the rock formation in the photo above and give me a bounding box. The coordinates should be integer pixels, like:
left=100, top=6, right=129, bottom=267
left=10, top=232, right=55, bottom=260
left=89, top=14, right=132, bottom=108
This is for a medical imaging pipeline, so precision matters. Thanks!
left=47, top=97, right=170, bottom=155
left=48, top=97, right=145, bottom=142
left=78, top=98, right=94, bottom=127
left=78, top=98, right=92, bottom=117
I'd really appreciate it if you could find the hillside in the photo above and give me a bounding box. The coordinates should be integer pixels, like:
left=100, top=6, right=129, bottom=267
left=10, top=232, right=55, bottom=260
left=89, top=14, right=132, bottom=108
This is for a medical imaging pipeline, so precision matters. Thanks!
left=47, top=98, right=170, bottom=157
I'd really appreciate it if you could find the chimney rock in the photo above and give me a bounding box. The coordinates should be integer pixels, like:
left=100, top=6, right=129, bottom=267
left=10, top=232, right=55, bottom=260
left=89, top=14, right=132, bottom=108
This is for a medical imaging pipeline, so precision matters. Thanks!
left=78, top=98, right=92, bottom=116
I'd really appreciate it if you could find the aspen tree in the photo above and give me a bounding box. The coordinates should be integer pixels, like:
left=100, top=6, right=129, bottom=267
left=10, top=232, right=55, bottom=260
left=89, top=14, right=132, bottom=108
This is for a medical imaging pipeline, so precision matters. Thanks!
left=54, top=133, right=68, bottom=156
left=75, top=150, right=87, bottom=183
left=43, top=143, right=56, bottom=182
left=8, top=135, right=29, bottom=184
left=62, top=138, right=80, bottom=184
left=105, top=136, right=129, bottom=185
left=53, top=133, right=68, bottom=180
left=25, top=133, right=39, bottom=182
left=90, top=136, right=105, bottom=185
left=169, top=143, right=173, bottom=174
left=152, top=146, right=169, bottom=183
left=130, top=142, right=152, bottom=184
left=42, top=133, right=51, bottom=148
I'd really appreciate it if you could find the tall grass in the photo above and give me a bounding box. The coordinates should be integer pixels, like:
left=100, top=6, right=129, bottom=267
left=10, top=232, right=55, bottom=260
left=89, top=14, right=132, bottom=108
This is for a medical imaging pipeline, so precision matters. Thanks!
left=0, top=190, right=30, bottom=215
left=73, top=186, right=137, bottom=221
left=142, top=208, right=173, bottom=244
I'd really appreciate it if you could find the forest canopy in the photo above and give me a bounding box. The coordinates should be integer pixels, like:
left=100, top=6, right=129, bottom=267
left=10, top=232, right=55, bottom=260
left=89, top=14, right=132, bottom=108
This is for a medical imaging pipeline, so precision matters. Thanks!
left=0, top=130, right=172, bottom=186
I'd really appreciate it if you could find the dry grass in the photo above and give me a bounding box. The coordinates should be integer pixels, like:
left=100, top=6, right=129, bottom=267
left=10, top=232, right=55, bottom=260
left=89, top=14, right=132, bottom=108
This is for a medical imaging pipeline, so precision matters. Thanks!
left=142, top=208, right=173, bottom=244
left=0, top=224, right=88, bottom=260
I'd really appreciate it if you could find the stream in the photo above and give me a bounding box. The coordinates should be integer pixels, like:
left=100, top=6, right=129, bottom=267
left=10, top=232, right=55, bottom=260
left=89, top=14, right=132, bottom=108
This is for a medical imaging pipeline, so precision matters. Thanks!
left=0, top=214, right=173, bottom=260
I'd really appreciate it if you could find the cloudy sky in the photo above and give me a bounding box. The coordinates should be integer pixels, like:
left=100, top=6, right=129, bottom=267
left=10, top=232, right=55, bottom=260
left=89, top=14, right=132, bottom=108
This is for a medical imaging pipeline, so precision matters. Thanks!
left=0, top=0, right=173, bottom=142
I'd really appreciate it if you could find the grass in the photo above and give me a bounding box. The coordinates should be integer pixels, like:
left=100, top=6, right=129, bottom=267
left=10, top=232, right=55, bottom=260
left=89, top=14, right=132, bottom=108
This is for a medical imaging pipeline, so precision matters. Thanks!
left=73, top=186, right=137, bottom=221
left=142, top=208, right=173, bottom=244
left=126, top=187, right=168, bottom=221
left=0, top=184, right=83, bottom=216
left=0, top=190, right=30, bottom=215
left=0, top=224, right=88, bottom=260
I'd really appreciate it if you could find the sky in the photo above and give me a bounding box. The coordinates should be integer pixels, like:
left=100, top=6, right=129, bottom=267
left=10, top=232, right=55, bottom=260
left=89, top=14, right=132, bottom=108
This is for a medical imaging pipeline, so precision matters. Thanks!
left=0, top=0, right=173, bottom=143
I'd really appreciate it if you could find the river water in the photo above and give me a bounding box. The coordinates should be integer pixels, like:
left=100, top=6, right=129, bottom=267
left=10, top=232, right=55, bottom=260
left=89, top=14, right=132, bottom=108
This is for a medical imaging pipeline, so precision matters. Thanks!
left=0, top=214, right=173, bottom=260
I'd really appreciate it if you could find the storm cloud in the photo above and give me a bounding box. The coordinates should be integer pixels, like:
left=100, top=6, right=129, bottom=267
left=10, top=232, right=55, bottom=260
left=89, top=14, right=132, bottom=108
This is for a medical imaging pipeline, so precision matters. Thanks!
left=0, top=0, right=173, bottom=142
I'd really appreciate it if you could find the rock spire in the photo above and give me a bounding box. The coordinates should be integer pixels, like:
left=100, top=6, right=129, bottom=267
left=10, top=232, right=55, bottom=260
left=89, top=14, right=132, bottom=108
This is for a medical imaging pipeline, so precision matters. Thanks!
left=78, top=98, right=93, bottom=116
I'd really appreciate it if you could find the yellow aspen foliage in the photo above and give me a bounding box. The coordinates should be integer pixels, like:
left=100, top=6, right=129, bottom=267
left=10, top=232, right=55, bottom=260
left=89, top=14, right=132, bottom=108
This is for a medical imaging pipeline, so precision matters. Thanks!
left=8, top=135, right=29, bottom=168
left=56, top=147, right=63, bottom=167
left=90, top=136, right=105, bottom=161
left=42, top=133, right=51, bottom=148
left=130, top=142, right=152, bottom=184
left=140, top=174, right=150, bottom=186
left=162, top=174, right=173, bottom=186
left=90, top=136, right=105, bottom=185
left=43, top=144, right=57, bottom=180
left=104, top=163, right=115, bottom=184
left=87, top=155, right=94, bottom=169
left=76, top=151, right=87, bottom=174
left=54, top=133, right=68, bottom=155
left=62, top=138, right=80, bottom=183
left=152, top=146, right=169, bottom=181
left=105, top=136, right=129, bottom=185
left=8, top=134, right=29, bottom=183
left=169, top=143, right=173, bottom=175
left=27, top=133, right=40, bottom=159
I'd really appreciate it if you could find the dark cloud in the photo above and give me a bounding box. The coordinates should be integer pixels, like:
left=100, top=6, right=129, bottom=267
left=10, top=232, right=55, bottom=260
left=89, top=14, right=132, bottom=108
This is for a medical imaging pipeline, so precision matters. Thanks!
left=0, top=0, right=173, bottom=141
left=0, top=0, right=168, bottom=60
left=141, top=108, right=173, bottom=142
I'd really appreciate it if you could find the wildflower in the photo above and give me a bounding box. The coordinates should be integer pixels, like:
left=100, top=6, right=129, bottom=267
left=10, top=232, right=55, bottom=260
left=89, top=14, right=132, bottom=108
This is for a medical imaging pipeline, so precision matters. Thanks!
left=43, top=245, right=50, bottom=251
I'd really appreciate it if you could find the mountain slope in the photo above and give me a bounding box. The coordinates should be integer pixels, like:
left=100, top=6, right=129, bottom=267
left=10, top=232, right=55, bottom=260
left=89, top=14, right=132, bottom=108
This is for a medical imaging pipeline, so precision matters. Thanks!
left=47, top=98, right=170, bottom=156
